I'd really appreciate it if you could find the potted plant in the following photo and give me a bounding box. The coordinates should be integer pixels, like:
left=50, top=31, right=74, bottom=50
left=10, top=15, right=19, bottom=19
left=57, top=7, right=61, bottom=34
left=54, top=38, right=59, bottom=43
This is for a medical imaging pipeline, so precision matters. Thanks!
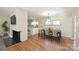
left=2, top=21, right=9, bottom=36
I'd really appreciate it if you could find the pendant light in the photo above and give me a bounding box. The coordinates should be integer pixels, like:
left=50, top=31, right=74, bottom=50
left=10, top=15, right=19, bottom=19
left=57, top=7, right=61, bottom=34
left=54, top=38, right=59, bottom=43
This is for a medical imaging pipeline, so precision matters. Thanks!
left=45, top=13, right=51, bottom=25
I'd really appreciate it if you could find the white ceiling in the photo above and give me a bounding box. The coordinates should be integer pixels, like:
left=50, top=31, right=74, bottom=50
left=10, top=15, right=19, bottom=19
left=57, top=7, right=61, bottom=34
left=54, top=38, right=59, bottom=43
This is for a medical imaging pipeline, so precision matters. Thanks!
left=0, top=7, right=75, bottom=17
left=22, top=7, right=75, bottom=16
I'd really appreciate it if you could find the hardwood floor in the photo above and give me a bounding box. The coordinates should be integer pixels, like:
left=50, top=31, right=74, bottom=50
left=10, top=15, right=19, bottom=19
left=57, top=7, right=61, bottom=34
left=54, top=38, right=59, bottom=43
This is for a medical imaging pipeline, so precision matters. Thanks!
left=7, top=35, right=74, bottom=51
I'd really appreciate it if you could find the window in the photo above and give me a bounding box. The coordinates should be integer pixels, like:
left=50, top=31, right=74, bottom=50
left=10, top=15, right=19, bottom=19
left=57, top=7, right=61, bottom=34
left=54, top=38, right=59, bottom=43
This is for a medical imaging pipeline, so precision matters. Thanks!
left=53, top=20, right=60, bottom=25
left=45, top=19, right=51, bottom=25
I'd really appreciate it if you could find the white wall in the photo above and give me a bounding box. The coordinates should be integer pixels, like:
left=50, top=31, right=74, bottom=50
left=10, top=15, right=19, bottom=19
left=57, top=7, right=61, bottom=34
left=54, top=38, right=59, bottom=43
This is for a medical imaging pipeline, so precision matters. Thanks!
left=10, top=8, right=28, bottom=42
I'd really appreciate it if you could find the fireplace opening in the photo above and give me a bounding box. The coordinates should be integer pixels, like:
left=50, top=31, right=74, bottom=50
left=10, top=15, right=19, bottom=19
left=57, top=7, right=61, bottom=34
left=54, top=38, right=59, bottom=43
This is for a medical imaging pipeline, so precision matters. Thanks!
left=13, top=30, right=21, bottom=43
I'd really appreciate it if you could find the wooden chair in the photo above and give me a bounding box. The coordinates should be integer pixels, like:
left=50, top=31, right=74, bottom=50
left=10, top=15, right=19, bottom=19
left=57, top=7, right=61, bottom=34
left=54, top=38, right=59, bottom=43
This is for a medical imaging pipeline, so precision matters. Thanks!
left=38, top=29, right=45, bottom=39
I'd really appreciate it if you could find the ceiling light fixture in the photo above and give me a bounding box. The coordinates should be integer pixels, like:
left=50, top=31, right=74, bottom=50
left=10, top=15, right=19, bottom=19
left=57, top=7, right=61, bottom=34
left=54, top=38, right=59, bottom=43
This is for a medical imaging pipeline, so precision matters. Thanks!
left=31, top=16, right=38, bottom=27
left=45, top=13, right=52, bottom=25
left=41, top=11, right=56, bottom=16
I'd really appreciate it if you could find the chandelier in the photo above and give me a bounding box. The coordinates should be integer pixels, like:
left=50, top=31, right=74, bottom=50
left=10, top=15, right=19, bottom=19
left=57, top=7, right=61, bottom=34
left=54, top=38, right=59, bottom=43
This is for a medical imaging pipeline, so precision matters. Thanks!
left=45, top=13, right=52, bottom=25
left=31, top=16, right=38, bottom=27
